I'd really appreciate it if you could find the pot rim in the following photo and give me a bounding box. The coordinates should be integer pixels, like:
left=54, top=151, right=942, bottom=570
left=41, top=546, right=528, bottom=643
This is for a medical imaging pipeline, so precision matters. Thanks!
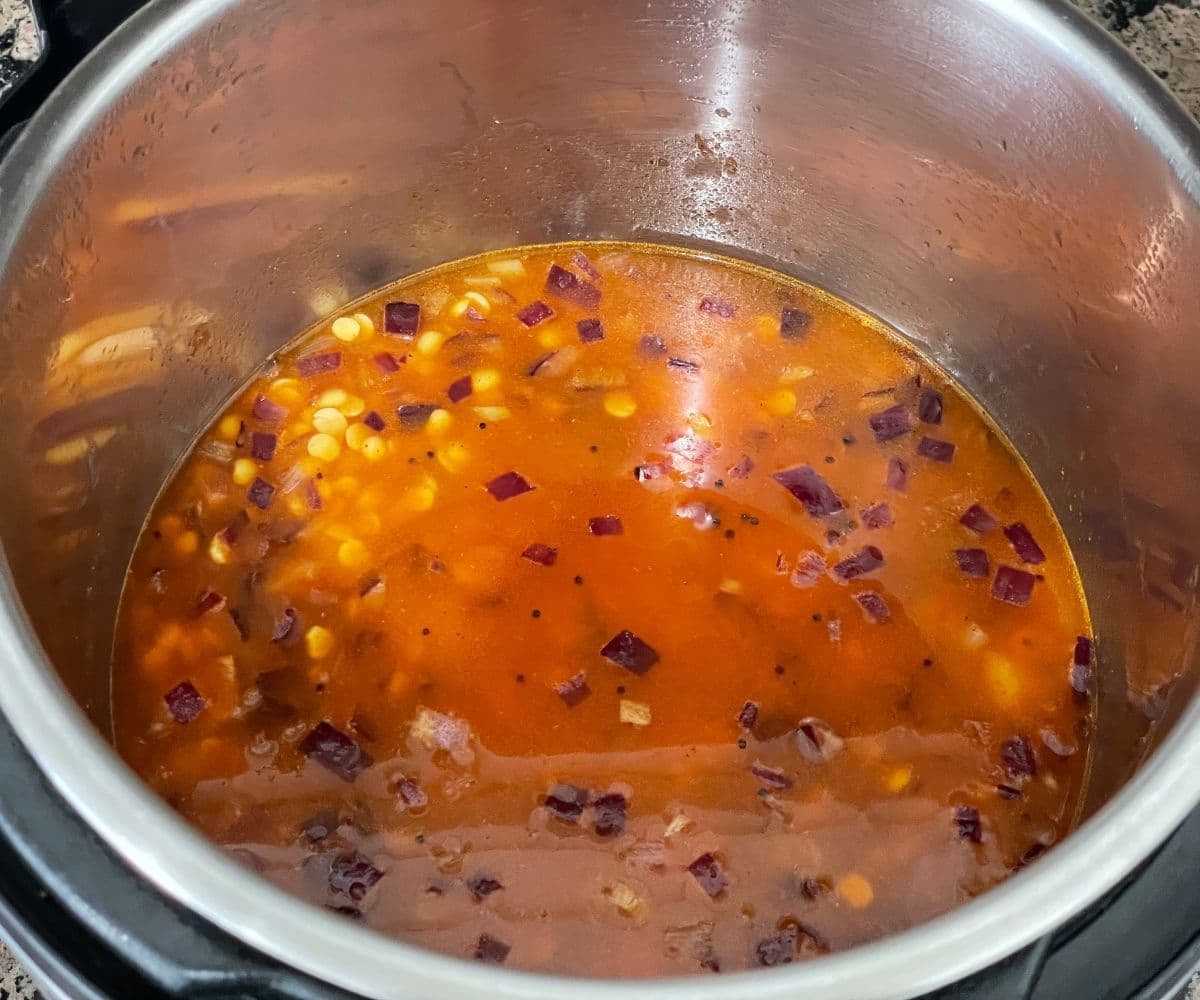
left=1, top=0, right=1199, bottom=997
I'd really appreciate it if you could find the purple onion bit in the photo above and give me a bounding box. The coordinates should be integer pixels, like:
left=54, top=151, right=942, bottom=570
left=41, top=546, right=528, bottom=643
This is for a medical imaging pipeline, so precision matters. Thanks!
left=577, top=318, right=605, bottom=343
left=588, top=514, right=624, bottom=536
left=522, top=543, right=558, bottom=566
left=886, top=457, right=909, bottom=493
left=1069, top=636, right=1093, bottom=697
left=246, top=477, right=275, bottom=510
left=638, top=333, right=667, bottom=358
left=164, top=681, right=206, bottom=723
left=954, top=548, right=990, bottom=579
left=396, top=403, right=438, bottom=429
left=363, top=410, right=386, bottom=432
left=772, top=465, right=844, bottom=517
left=555, top=672, right=591, bottom=708
left=790, top=551, right=826, bottom=589
left=737, top=700, right=760, bottom=731
left=954, top=805, right=982, bottom=843
left=447, top=375, right=473, bottom=404
left=195, top=588, right=227, bottom=616
left=960, top=504, right=998, bottom=535
left=329, top=851, right=384, bottom=901
left=545, top=783, right=588, bottom=823
left=1001, top=735, right=1037, bottom=780
left=860, top=502, right=893, bottom=530
left=296, top=351, right=342, bottom=377
left=1040, top=728, right=1077, bottom=758
left=252, top=394, right=287, bottom=422
left=687, top=853, right=729, bottom=897
left=299, top=721, right=374, bottom=782
left=571, top=251, right=601, bottom=281
left=727, top=455, right=754, bottom=479
left=795, top=718, right=844, bottom=762
left=467, top=874, right=504, bottom=901
left=600, top=630, right=659, bottom=674
left=831, top=546, right=884, bottom=582
left=698, top=297, right=737, bottom=319
left=250, top=432, right=277, bottom=461
left=485, top=471, right=535, bottom=501
left=545, top=263, right=601, bottom=308
left=592, top=792, right=627, bottom=837
left=917, top=388, right=944, bottom=425
left=868, top=404, right=913, bottom=443
left=780, top=307, right=813, bottom=340
left=917, top=436, right=955, bottom=462
left=667, top=357, right=702, bottom=375
left=272, top=607, right=297, bottom=643
left=516, top=300, right=554, bottom=327
left=992, top=566, right=1036, bottom=606
left=384, top=301, right=421, bottom=336
left=473, top=934, right=511, bottom=964
left=374, top=352, right=403, bottom=374
left=305, top=477, right=322, bottom=511
left=854, top=591, right=891, bottom=623
left=397, top=777, right=427, bottom=809
left=750, top=762, right=793, bottom=790
left=1003, top=523, right=1047, bottom=565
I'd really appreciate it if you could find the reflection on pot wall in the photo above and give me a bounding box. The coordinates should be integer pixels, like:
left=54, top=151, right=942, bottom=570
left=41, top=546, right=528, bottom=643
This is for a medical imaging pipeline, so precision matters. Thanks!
left=0, top=0, right=1198, bottom=819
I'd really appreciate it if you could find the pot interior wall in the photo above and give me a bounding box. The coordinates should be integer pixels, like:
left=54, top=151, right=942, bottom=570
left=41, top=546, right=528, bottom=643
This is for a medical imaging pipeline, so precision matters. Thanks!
left=1, top=0, right=1199, bottom=825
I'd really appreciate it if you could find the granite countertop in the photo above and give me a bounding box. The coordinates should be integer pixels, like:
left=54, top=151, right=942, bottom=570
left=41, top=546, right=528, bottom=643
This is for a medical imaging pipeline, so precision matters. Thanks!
left=0, top=1, right=1198, bottom=998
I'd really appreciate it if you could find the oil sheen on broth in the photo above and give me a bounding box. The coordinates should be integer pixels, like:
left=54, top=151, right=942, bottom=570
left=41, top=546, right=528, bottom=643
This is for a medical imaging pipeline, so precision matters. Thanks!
left=113, top=243, right=1093, bottom=977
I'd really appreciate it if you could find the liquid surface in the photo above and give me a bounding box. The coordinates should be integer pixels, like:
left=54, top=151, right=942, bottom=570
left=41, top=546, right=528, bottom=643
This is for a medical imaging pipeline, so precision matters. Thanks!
left=113, top=243, right=1092, bottom=977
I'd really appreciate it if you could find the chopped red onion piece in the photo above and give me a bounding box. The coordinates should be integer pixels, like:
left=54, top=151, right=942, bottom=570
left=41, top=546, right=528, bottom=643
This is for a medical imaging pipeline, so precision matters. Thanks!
left=252, top=394, right=287, bottom=422
left=638, top=334, right=667, bottom=358
left=271, top=607, right=297, bottom=642
left=329, top=851, right=384, bottom=901
left=996, top=784, right=1022, bottom=800
left=886, top=457, right=909, bottom=492
left=299, top=721, right=374, bottom=782
left=545, top=783, right=588, bottom=823
left=750, top=761, right=793, bottom=790
left=592, top=792, right=627, bottom=837
left=228, top=607, right=250, bottom=642
left=954, top=548, right=990, bottom=579
left=397, top=777, right=427, bottom=809
left=827, top=618, right=843, bottom=642
left=1040, top=728, right=1076, bottom=757
left=854, top=591, right=891, bottom=623
left=780, top=307, right=812, bottom=340
left=195, top=588, right=227, bottom=616
left=464, top=305, right=486, bottom=322
left=992, top=566, right=1036, bottom=606
left=374, top=352, right=403, bottom=373
left=216, top=512, right=247, bottom=546
left=363, top=410, right=386, bottom=432
left=447, top=375, right=473, bottom=404
left=571, top=251, right=601, bottom=281
left=250, top=432, right=277, bottom=462
left=305, top=477, right=322, bottom=511
left=668, top=357, right=701, bottom=375
left=246, top=476, right=275, bottom=510
left=359, top=574, right=384, bottom=597
left=917, top=388, right=944, bottom=425
left=772, top=465, right=844, bottom=517
left=860, top=502, right=893, bottom=530
left=473, top=934, right=510, bottom=964
left=554, top=672, right=591, bottom=708
left=384, top=301, right=421, bottom=336
left=831, top=546, right=884, bottom=582
left=675, top=501, right=719, bottom=531
left=790, top=550, right=826, bottom=588
left=1001, top=735, right=1037, bottom=780
left=164, top=681, right=206, bottom=723
left=545, top=263, right=601, bottom=308
left=868, top=404, right=913, bottom=443
left=698, top=297, right=737, bottom=319
left=1069, top=635, right=1094, bottom=696
left=588, top=515, right=624, bottom=536
left=296, top=351, right=342, bottom=377
left=755, top=930, right=797, bottom=967
left=485, top=471, right=535, bottom=501
left=1003, top=522, right=1046, bottom=565
left=397, top=403, right=438, bottom=429
left=522, top=543, right=558, bottom=566
left=467, top=874, right=504, bottom=901
left=954, top=805, right=982, bottom=843
left=517, top=301, right=554, bottom=327
left=1074, top=635, right=1093, bottom=667
left=577, top=318, right=605, bottom=343
left=960, top=504, right=998, bottom=535
left=917, top=436, right=955, bottom=462
left=795, top=717, right=844, bottom=761
left=634, top=462, right=668, bottom=483
left=1018, top=840, right=1050, bottom=868
left=687, top=853, right=729, bottom=897
left=727, top=455, right=754, bottom=479
left=600, top=630, right=659, bottom=674
left=526, top=351, right=560, bottom=376
left=718, top=694, right=752, bottom=734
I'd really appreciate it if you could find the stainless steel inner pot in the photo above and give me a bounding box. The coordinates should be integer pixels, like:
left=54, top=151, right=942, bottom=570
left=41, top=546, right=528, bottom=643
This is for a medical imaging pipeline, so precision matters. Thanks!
left=0, top=0, right=1198, bottom=996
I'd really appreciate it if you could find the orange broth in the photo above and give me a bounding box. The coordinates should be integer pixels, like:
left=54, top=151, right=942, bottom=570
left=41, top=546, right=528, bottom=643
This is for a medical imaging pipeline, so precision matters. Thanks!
left=113, top=242, right=1093, bottom=976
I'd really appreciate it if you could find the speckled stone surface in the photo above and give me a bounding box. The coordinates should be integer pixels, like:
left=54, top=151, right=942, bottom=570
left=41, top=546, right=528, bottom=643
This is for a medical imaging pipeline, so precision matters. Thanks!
left=0, top=2, right=1196, bottom=998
